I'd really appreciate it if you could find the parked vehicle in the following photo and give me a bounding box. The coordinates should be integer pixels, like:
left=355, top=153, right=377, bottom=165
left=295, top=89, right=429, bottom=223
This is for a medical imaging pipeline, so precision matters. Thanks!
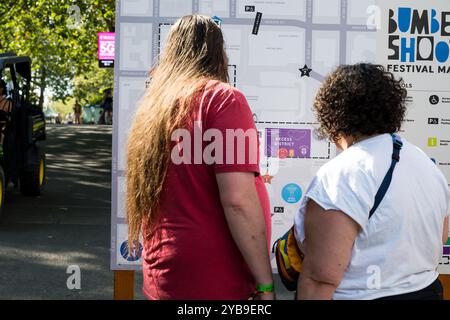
left=0, top=52, right=46, bottom=218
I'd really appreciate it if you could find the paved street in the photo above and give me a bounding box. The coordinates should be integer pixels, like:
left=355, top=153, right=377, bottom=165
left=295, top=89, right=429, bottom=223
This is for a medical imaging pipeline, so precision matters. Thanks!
left=0, top=125, right=143, bottom=299
left=0, top=124, right=289, bottom=300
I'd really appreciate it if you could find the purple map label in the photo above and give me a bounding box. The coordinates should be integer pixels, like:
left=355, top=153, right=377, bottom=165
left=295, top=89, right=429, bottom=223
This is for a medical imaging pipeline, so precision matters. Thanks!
left=444, top=246, right=450, bottom=255
left=266, top=128, right=311, bottom=159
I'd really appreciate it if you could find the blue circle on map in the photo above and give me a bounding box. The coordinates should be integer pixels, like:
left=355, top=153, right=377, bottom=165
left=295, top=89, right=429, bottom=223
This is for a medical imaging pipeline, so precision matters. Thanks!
left=281, top=183, right=302, bottom=204
left=120, top=240, right=143, bottom=262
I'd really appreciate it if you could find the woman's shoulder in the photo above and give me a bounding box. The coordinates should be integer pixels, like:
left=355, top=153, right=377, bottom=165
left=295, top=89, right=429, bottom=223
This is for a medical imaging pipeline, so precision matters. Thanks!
left=205, top=79, right=245, bottom=96
left=199, top=80, right=254, bottom=129
left=203, top=80, right=248, bottom=110
left=318, top=147, right=367, bottom=176
left=311, top=148, right=379, bottom=198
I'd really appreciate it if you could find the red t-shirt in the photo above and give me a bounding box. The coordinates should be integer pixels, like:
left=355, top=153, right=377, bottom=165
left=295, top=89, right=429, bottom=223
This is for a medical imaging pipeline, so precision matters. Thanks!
left=142, top=81, right=271, bottom=300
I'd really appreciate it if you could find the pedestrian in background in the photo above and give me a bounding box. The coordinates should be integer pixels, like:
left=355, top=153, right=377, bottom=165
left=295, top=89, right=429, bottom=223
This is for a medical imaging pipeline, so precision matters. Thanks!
left=0, top=80, right=11, bottom=113
left=55, top=113, right=62, bottom=124
left=73, top=101, right=82, bottom=125
left=100, top=89, right=113, bottom=125
left=0, top=79, right=12, bottom=144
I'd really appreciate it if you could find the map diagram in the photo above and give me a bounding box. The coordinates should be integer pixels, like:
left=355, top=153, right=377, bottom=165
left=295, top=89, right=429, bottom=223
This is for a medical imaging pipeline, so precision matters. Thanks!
left=112, top=0, right=379, bottom=269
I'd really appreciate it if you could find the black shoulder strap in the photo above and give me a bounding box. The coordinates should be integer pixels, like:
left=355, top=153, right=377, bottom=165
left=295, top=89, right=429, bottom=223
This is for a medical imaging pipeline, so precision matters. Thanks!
left=368, top=134, right=403, bottom=219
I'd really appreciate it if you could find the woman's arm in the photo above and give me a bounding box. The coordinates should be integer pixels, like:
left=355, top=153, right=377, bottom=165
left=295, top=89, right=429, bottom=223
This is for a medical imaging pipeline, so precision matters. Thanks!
left=297, top=200, right=360, bottom=300
left=216, top=171, right=274, bottom=299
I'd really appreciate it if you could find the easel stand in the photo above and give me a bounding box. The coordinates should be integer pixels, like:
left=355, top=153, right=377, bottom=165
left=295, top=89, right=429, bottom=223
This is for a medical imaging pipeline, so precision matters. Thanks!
left=114, top=270, right=135, bottom=300
left=440, top=275, right=450, bottom=300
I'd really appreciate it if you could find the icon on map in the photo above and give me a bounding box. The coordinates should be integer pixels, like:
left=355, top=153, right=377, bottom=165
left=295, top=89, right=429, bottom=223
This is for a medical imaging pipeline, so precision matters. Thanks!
left=429, top=95, right=439, bottom=105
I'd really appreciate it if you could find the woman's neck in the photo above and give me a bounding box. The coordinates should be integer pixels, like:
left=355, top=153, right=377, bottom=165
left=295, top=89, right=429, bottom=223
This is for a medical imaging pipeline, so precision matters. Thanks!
left=336, top=133, right=382, bottom=151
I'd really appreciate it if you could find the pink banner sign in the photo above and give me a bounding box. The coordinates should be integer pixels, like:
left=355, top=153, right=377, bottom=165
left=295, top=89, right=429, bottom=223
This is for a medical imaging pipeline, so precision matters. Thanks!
left=98, top=32, right=115, bottom=60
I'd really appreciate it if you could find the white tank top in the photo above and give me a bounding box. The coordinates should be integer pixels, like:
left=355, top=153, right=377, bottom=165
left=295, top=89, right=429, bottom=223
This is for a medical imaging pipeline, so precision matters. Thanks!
left=294, top=134, right=449, bottom=300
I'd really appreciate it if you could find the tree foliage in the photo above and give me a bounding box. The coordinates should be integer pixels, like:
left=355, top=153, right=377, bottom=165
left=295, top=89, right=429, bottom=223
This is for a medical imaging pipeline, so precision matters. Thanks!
left=0, top=0, right=115, bottom=107
left=73, top=61, right=113, bottom=105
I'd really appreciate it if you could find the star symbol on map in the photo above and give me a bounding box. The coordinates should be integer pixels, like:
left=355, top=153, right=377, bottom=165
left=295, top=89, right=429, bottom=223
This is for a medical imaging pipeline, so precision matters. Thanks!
left=299, top=64, right=312, bottom=77
left=262, top=173, right=273, bottom=184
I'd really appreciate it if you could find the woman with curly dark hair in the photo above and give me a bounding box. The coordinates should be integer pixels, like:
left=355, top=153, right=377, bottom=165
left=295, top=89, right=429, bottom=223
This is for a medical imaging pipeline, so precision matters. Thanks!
left=294, top=63, right=449, bottom=300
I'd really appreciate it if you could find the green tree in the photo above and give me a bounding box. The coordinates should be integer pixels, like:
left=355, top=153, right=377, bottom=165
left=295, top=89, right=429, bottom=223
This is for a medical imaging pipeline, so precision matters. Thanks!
left=0, top=0, right=115, bottom=108
left=73, top=61, right=114, bottom=105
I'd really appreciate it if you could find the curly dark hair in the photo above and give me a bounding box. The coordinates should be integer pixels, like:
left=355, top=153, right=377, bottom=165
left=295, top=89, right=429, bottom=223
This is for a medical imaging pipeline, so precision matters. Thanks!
left=314, top=63, right=407, bottom=143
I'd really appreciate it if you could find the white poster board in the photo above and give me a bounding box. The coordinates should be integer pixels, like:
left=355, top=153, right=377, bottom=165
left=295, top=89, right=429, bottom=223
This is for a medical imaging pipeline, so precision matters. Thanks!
left=111, top=0, right=450, bottom=273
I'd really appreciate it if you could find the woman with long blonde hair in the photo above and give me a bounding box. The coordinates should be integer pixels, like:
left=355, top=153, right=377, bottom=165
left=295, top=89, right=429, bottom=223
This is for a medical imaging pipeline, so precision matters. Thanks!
left=127, top=15, right=273, bottom=300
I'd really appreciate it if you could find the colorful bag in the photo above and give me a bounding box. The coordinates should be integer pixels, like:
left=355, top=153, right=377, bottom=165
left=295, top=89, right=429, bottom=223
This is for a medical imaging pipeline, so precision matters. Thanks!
left=272, top=226, right=304, bottom=291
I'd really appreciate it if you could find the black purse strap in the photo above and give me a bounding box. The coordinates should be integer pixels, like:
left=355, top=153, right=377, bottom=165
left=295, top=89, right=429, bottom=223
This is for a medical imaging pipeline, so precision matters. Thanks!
left=368, top=134, right=403, bottom=219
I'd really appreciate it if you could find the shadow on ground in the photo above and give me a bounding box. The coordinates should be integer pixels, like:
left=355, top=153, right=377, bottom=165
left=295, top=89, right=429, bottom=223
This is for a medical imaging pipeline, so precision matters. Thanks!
left=0, top=125, right=143, bottom=299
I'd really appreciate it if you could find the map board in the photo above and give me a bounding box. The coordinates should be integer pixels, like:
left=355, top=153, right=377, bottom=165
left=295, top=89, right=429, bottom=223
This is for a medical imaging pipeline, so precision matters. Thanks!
left=111, top=0, right=450, bottom=273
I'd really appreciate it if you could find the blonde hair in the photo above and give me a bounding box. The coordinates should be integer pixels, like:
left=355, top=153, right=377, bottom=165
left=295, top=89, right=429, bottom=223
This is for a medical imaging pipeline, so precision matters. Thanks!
left=126, top=15, right=229, bottom=246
